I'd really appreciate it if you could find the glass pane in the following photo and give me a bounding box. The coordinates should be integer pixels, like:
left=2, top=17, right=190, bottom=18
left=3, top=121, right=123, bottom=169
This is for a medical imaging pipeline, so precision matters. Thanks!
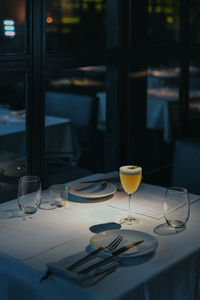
left=145, top=61, right=180, bottom=183
left=45, top=66, right=106, bottom=187
left=0, top=73, right=26, bottom=202
left=190, top=0, right=200, bottom=44
left=148, top=0, right=180, bottom=45
left=0, top=0, right=26, bottom=54
left=188, top=60, right=200, bottom=137
left=46, top=0, right=108, bottom=51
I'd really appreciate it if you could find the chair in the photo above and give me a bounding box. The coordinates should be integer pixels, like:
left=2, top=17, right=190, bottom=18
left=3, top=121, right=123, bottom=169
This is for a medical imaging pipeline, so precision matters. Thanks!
left=171, top=138, right=200, bottom=195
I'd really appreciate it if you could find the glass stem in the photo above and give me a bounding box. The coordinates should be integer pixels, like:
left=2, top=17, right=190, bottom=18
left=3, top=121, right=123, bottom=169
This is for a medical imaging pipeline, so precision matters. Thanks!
left=128, top=194, right=131, bottom=217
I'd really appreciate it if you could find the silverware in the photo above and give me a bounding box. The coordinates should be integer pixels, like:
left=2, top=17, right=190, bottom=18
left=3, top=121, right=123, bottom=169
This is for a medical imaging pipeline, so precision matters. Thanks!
left=82, top=263, right=118, bottom=286
left=67, top=234, right=123, bottom=271
left=40, top=234, right=123, bottom=283
left=78, top=240, right=144, bottom=275
left=80, top=176, right=119, bottom=184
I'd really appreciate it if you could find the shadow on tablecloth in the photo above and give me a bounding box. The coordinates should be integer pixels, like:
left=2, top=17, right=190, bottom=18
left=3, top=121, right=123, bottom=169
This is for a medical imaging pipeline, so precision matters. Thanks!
left=153, top=223, right=186, bottom=236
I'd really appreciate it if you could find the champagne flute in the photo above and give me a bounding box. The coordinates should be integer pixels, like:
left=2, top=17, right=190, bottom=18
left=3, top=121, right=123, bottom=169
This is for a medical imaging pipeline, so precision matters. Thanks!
left=119, top=165, right=142, bottom=225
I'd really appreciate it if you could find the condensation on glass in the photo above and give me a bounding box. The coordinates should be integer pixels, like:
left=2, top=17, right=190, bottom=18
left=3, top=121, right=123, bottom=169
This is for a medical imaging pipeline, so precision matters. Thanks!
left=148, top=0, right=180, bottom=45
left=44, top=66, right=107, bottom=187
left=46, top=0, right=107, bottom=51
left=0, top=0, right=25, bottom=54
left=0, top=74, right=26, bottom=202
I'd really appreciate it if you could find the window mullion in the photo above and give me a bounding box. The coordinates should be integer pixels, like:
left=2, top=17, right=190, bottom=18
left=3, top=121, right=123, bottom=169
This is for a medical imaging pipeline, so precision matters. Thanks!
left=27, top=0, right=46, bottom=181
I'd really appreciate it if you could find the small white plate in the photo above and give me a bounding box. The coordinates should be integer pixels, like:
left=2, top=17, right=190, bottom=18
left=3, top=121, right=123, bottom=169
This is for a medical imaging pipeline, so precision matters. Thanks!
left=68, top=182, right=117, bottom=199
left=90, top=229, right=158, bottom=258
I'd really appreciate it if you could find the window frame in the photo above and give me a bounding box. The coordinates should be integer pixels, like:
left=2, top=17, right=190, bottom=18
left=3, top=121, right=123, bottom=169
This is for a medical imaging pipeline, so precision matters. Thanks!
left=0, top=0, right=198, bottom=190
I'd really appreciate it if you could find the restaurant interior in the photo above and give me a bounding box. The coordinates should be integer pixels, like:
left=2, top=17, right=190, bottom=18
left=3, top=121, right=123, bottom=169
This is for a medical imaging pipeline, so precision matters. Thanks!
left=1, top=0, right=200, bottom=299
left=0, top=0, right=200, bottom=201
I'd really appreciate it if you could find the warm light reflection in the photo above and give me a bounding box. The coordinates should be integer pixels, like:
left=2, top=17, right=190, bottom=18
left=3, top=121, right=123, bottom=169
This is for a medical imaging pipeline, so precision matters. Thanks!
left=129, top=71, right=147, bottom=78
left=155, top=6, right=162, bottom=13
left=46, top=17, right=53, bottom=24
left=16, top=2, right=25, bottom=23
left=166, top=16, right=174, bottom=23
left=61, top=17, right=80, bottom=24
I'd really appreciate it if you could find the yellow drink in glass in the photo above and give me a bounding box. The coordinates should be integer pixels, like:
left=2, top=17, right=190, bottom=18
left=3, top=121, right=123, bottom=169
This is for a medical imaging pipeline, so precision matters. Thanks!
left=120, top=173, right=142, bottom=194
left=119, top=165, right=142, bottom=224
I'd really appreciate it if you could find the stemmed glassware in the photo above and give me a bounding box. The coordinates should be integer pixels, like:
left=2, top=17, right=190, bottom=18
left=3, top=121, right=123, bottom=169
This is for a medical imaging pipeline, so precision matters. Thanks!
left=119, top=165, right=142, bottom=225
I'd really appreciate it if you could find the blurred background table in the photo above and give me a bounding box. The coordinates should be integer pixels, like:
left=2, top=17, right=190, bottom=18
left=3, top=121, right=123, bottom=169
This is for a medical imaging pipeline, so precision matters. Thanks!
left=0, top=108, right=81, bottom=162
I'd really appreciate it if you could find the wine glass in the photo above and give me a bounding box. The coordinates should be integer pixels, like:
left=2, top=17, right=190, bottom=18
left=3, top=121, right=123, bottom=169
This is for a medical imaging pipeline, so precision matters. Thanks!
left=119, top=165, right=142, bottom=225
left=164, top=187, right=190, bottom=229
left=18, top=176, right=41, bottom=214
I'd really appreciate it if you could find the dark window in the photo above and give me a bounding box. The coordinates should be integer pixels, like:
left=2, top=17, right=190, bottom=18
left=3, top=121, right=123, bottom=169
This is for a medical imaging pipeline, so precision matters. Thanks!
left=0, top=0, right=199, bottom=201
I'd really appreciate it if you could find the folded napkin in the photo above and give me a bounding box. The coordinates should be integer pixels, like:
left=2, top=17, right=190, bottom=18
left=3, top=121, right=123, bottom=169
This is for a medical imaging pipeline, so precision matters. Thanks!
left=44, top=260, right=118, bottom=287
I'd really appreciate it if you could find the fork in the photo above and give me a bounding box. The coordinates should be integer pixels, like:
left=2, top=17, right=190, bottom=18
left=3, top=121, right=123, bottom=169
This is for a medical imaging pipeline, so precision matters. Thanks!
left=40, top=235, right=123, bottom=283
left=67, top=234, right=123, bottom=271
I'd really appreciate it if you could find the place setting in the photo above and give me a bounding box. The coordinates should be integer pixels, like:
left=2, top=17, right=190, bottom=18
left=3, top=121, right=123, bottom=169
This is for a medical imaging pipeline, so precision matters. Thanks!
left=65, top=171, right=119, bottom=203
left=38, top=165, right=160, bottom=286
left=39, top=227, right=158, bottom=286
left=1, top=163, right=196, bottom=287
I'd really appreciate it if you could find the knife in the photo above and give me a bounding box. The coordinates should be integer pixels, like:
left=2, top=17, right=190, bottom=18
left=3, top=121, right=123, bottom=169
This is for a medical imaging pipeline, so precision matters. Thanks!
left=40, top=246, right=113, bottom=283
left=80, top=176, right=119, bottom=184
left=78, top=240, right=144, bottom=275
left=67, top=246, right=106, bottom=271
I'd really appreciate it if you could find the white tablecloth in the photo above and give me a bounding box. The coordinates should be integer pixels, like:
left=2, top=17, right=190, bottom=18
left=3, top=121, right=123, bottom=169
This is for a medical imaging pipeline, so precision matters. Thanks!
left=97, top=89, right=200, bottom=143
left=0, top=175, right=200, bottom=300
left=96, top=91, right=178, bottom=143
left=0, top=109, right=80, bottom=161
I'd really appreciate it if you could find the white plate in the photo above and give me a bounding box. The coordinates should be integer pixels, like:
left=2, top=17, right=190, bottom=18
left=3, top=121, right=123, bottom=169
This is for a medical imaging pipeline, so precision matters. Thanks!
left=68, top=182, right=117, bottom=199
left=90, top=229, right=158, bottom=258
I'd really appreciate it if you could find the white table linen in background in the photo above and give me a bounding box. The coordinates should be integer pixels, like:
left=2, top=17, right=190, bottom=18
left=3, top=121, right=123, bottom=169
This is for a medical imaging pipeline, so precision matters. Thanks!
left=96, top=90, right=179, bottom=143
left=0, top=175, right=200, bottom=299
left=97, top=89, right=200, bottom=143
left=147, top=88, right=200, bottom=143
left=0, top=109, right=81, bottom=162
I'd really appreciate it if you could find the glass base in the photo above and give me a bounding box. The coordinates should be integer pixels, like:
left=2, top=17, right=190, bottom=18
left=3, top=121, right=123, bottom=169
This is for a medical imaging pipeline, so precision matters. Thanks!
left=166, top=220, right=186, bottom=228
left=21, top=206, right=37, bottom=214
left=119, top=215, right=139, bottom=225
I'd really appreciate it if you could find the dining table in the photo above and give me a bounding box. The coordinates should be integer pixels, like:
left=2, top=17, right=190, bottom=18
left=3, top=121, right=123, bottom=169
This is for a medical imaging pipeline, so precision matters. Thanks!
left=0, top=108, right=81, bottom=162
left=96, top=90, right=180, bottom=143
left=0, top=173, right=200, bottom=300
left=97, top=88, right=200, bottom=143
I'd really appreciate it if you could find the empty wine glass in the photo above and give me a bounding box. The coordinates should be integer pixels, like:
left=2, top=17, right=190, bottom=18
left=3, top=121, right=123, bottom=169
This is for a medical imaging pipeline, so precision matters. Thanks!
left=119, top=165, right=142, bottom=225
left=164, top=187, right=190, bottom=229
left=18, top=176, right=41, bottom=214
